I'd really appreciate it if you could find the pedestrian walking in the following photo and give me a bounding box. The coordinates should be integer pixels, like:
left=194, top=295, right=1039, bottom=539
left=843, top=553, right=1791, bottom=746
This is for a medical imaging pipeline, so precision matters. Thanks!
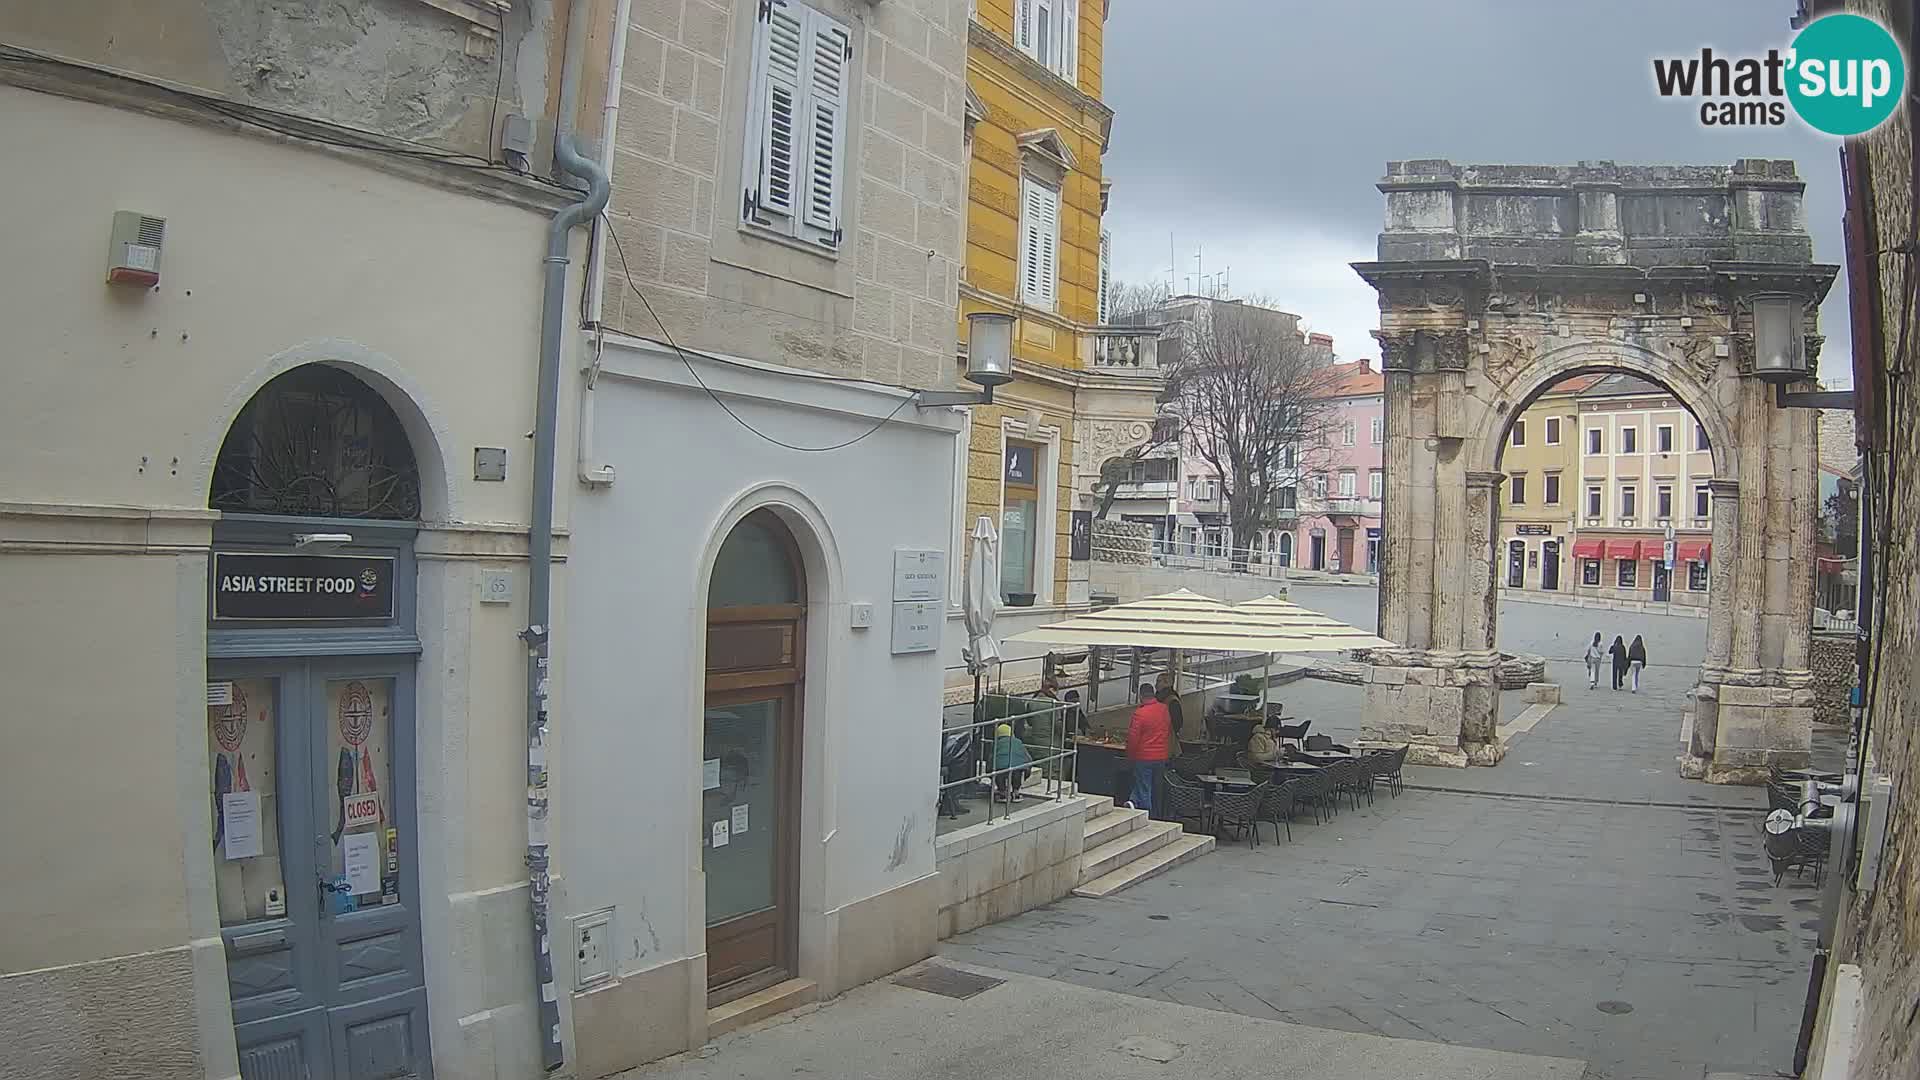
left=1584, top=632, right=1605, bottom=690
left=1609, top=635, right=1629, bottom=691
left=1126, top=682, right=1172, bottom=817
left=1628, top=634, right=1648, bottom=693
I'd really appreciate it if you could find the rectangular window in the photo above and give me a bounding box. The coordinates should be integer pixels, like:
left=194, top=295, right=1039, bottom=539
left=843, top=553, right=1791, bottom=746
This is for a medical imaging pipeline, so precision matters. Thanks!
left=1511, top=420, right=1526, bottom=447
left=1545, top=416, right=1562, bottom=445
left=1278, top=485, right=1297, bottom=511
left=1618, top=559, right=1638, bottom=587
left=1587, top=427, right=1603, bottom=454
left=1338, top=470, right=1356, bottom=497
left=742, top=0, right=851, bottom=251
left=1311, top=476, right=1327, bottom=499
left=1621, top=426, right=1638, bottom=453
left=1205, top=528, right=1223, bottom=557
left=1369, top=470, right=1383, bottom=499
left=1283, top=444, right=1296, bottom=470
left=1587, top=486, right=1602, bottom=518
left=1583, top=559, right=1601, bottom=585
left=1371, top=417, right=1384, bottom=444
left=1510, top=474, right=1527, bottom=505
left=1544, top=473, right=1561, bottom=505
left=1018, top=176, right=1061, bottom=309
left=1017, top=0, right=1079, bottom=80
left=1689, top=561, right=1709, bottom=591
left=1657, top=485, right=1673, bottom=519
left=1696, top=423, right=1710, bottom=451
left=1657, top=424, right=1674, bottom=453
left=1621, top=485, right=1637, bottom=519
left=1695, top=485, right=1711, bottom=519
left=1342, top=421, right=1356, bottom=446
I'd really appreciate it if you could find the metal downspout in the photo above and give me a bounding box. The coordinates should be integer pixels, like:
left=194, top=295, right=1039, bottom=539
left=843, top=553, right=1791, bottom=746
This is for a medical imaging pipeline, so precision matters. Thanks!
left=528, top=0, right=611, bottom=1069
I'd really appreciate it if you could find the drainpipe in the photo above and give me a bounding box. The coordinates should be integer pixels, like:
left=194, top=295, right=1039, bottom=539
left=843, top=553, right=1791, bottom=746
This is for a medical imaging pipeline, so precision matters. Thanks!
left=526, top=0, right=611, bottom=1070
left=578, top=0, right=634, bottom=487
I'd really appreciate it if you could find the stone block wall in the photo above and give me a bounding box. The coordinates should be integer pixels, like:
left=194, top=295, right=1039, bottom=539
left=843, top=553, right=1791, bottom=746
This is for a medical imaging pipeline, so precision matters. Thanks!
left=1090, top=518, right=1151, bottom=564
left=1810, top=632, right=1854, bottom=727
left=934, top=796, right=1086, bottom=940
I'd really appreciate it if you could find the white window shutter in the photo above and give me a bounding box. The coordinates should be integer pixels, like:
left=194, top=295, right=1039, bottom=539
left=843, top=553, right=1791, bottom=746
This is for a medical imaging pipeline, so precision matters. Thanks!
left=1098, top=229, right=1111, bottom=323
left=1062, top=0, right=1078, bottom=83
left=1040, top=184, right=1058, bottom=308
left=1019, top=179, right=1059, bottom=309
left=799, top=11, right=850, bottom=245
left=1016, top=0, right=1035, bottom=56
left=748, top=0, right=805, bottom=224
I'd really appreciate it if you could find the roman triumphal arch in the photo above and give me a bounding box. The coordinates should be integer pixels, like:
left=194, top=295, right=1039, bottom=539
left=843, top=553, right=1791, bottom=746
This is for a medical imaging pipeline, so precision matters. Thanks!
left=1352, top=159, right=1837, bottom=783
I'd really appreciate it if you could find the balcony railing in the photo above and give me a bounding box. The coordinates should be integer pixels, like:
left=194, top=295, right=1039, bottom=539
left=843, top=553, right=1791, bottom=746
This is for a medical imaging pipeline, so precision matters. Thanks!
left=1323, top=497, right=1381, bottom=516
left=1090, top=327, right=1163, bottom=373
left=1112, top=480, right=1178, bottom=498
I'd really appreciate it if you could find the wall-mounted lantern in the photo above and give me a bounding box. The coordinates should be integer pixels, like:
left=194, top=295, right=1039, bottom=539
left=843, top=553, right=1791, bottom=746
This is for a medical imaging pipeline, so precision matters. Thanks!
left=918, top=312, right=1015, bottom=408
left=1751, top=292, right=1854, bottom=410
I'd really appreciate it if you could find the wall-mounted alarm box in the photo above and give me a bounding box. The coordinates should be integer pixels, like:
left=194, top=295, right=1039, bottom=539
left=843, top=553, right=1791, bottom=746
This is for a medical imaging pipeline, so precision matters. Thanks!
left=106, top=211, right=165, bottom=287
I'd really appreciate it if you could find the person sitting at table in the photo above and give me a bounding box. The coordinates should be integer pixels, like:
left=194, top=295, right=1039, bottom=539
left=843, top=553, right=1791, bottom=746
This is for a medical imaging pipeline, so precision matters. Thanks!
left=1245, top=719, right=1282, bottom=767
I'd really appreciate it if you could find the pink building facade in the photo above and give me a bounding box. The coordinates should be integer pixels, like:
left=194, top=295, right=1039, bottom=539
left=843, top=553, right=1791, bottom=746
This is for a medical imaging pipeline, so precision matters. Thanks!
left=1291, top=359, right=1383, bottom=574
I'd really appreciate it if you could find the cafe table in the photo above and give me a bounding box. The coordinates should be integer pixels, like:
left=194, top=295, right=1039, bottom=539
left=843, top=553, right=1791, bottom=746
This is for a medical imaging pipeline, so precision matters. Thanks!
left=1294, top=749, right=1356, bottom=763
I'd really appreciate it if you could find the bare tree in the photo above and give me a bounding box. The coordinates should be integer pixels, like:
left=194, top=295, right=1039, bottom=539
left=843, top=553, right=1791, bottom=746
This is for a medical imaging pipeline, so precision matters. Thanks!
left=1105, top=278, right=1171, bottom=325
left=1162, top=297, right=1342, bottom=558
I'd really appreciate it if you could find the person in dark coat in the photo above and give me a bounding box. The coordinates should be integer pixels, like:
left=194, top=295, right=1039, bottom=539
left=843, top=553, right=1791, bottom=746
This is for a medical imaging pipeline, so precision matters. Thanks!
left=1608, top=635, right=1630, bottom=691
left=1627, top=634, right=1648, bottom=693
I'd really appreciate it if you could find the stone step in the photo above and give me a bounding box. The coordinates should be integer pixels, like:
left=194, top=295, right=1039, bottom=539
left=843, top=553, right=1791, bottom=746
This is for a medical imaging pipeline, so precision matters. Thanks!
left=707, top=977, right=818, bottom=1038
left=1072, top=833, right=1215, bottom=899
left=1083, top=804, right=1147, bottom=851
left=1077, top=820, right=1184, bottom=884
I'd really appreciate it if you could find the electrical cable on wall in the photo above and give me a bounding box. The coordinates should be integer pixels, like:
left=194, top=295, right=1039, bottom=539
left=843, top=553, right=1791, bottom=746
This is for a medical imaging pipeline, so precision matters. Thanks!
left=601, top=213, right=918, bottom=453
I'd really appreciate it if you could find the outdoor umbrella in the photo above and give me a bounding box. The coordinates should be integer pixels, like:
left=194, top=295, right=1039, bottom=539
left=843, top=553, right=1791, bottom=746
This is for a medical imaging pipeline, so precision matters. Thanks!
left=963, top=515, right=1001, bottom=679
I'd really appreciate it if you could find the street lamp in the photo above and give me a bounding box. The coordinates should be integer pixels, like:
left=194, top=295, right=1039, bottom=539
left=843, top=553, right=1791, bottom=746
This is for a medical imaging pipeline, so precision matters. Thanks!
left=918, top=311, right=1015, bottom=408
left=1750, top=292, right=1854, bottom=410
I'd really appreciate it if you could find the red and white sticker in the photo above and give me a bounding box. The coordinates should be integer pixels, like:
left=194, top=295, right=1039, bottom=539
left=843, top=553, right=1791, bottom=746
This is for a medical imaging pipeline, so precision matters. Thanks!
left=343, top=793, right=381, bottom=830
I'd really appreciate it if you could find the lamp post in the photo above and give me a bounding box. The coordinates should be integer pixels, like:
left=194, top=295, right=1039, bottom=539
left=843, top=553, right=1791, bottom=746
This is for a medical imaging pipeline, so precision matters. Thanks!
left=918, top=311, right=1015, bottom=408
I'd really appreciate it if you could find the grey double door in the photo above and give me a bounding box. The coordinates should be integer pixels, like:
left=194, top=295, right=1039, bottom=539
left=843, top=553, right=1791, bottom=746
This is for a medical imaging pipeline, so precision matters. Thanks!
left=208, top=659, right=430, bottom=1080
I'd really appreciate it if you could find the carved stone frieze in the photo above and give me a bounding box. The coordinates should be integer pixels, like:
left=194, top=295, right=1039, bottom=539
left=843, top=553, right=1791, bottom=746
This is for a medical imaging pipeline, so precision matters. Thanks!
left=1431, top=329, right=1469, bottom=372
left=1668, top=334, right=1721, bottom=384
left=1482, top=331, right=1534, bottom=387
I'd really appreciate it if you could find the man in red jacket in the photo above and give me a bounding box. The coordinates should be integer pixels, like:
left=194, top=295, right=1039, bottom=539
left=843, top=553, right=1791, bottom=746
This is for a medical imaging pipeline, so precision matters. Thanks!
left=1126, top=682, right=1172, bottom=817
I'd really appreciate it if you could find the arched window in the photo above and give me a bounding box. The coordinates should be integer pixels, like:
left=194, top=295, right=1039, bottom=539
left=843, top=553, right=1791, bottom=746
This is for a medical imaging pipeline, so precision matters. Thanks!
left=211, top=365, right=420, bottom=519
left=709, top=511, right=803, bottom=608
left=1278, top=532, right=1294, bottom=567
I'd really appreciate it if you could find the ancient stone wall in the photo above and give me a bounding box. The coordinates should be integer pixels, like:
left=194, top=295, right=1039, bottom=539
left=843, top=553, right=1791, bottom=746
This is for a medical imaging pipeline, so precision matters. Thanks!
left=1090, top=518, right=1151, bottom=564
left=1809, top=632, right=1854, bottom=727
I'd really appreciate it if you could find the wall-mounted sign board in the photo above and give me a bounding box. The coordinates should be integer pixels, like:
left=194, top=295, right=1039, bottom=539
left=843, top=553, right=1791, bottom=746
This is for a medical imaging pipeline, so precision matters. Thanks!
left=891, top=600, right=941, bottom=655
left=213, top=553, right=395, bottom=621
left=893, top=549, right=946, bottom=602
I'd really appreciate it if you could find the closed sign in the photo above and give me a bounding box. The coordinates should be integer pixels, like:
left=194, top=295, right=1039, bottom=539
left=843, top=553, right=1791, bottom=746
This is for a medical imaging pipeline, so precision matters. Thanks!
left=343, top=793, right=381, bottom=830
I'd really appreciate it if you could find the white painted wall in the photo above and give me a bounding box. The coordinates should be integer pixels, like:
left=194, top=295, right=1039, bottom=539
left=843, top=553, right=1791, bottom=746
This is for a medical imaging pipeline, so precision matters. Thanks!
left=557, top=336, right=960, bottom=1019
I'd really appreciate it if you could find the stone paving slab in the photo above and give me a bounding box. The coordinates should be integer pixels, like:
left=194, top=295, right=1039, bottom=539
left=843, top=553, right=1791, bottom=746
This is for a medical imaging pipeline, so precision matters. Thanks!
left=619, top=958, right=1586, bottom=1080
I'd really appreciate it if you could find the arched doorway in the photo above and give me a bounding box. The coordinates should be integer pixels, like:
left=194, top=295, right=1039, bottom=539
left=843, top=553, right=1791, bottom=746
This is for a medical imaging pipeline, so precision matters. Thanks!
left=703, top=509, right=805, bottom=1003
left=1354, top=159, right=1835, bottom=780
left=205, top=363, right=433, bottom=1079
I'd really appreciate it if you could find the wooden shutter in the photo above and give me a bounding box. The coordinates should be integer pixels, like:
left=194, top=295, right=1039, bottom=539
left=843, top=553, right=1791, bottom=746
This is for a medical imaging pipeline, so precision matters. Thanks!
left=800, top=13, right=850, bottom=245
left=749, top=0, right=805, bottom=224
left=1062, top=0, right=1078, bottom=83
left=1098, top=229, right=1111, bottom=323
left=1020, top=178, right=1059, bottom=309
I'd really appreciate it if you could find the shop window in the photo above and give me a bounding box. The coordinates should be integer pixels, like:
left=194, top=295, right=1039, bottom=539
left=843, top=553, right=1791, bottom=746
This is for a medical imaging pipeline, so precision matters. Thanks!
left=1000, top=440, right=1042, bottom=600
left=1617, top=559, right=1637, bottom=587
left=1583, top=559, right=1601, bottom=585
left=1688, top=561, right=1709, bottom=591
left=212, top=365, right=422, bottom=519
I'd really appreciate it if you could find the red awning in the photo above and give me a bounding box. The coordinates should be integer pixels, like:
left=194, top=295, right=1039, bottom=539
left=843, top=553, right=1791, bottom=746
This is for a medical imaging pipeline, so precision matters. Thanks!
left=1571, top=539, right=1605, bottom=559
left=1676, top=539, right=1711, bottom=563
left=1604, top=539, right=1642, bottom=560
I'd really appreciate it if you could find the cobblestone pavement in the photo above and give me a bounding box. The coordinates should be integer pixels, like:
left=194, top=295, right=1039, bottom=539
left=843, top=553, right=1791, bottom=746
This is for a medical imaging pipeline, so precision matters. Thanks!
left=942, top=589, right=1825, bottom=1080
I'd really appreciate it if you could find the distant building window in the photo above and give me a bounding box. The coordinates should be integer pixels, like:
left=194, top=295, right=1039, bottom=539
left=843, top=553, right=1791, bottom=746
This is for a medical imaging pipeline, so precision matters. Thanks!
left=1544, top=473, right=1561, bottom=505
left=1510, top=474, right=1527, bottom=505
left=1689, top=561, right=1709, bottom=591
left=1657, top=485, right=1673, bottom=519
left=1339, top=470, right=1356, bottom=497
left=1283, top=444, right=1297, bottom=470
left=1016, top=0, right=1079, bottom=81
left=1369, top=469, right=1383, bottom=499
left=1278, top=485, right=1297, bottom=511
left=1587, top=486, right=1602, bottom=518
left=1511, top=420, right=1527, bottom=447
left=1545, top=416, right=1562, bottom=445
left=1696, top=423, right=1710, bottom=451
left=1587, top=427, right=1603, bottom=455
left=1583, top=559, right=1601, bottom=585
left=1621, top=426, right=1638, bottom=453
left=1695, top=485, right=1711, bottom=519
left=1018, top=175, right=1061, bottom=310
left=1618, top=559, right=1638, bottom=587
left=1657, top=425, right=1674, bottom=453
left=1371, top=417, right=1384, bottom=444
left=1621, top=485, right=1637, bottom=519
left=1342, top=421, right=1356, bottom=446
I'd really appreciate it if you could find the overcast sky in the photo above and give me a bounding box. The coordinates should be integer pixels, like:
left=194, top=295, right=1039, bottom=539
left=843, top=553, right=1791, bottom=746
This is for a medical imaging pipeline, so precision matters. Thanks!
left=1100, top=0, right=1852, bottom=386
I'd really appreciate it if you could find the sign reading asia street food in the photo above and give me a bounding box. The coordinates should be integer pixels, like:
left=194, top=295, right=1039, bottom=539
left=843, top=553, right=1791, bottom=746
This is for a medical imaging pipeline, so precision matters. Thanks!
left=214, top=553, right=396, bottom=621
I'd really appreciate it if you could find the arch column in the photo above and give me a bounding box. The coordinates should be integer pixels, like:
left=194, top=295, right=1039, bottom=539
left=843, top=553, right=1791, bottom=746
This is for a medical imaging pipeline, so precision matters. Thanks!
left=1459, top=470, right=1506, bottom=765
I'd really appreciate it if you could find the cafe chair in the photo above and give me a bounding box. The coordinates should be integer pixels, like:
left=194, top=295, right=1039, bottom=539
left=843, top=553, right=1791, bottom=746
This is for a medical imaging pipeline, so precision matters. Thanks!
left=1212, top=782, right=1268, bottom=849
left=1162, top=773, right=1211, bottom=834
left=1292, top=767, right=1334, bottom=824
left=1276, top=719, right=1311, bottom=747
left=1257, top=779, right=1300, bottom=843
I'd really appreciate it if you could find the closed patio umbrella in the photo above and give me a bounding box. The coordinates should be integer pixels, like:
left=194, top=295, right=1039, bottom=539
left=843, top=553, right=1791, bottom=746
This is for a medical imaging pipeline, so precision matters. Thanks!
left=963, top=516, right=1001, bottom=679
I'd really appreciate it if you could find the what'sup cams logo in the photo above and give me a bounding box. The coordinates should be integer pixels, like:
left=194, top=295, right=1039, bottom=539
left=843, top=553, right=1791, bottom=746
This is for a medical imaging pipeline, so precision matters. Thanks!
left=1653, top=13, right=1906, bottom=136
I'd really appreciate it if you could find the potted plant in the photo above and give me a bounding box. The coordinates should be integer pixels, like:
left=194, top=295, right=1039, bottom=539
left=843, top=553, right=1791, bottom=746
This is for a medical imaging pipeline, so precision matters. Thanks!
left=1006, top=591, right=1036, bottom=607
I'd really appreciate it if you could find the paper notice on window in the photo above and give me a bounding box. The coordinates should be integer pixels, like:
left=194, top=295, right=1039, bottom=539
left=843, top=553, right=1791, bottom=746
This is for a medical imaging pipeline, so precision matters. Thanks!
left=343, top=832, right=381, bottom=895
left=731, top=804, right=750, bottom=836
left=703, top=759, right=721, bottom=791
left=222, top=791, right=262, bottom=860
left=710, top=819, right=729, bottom=848
left=207, top=681, right=234, bottom=707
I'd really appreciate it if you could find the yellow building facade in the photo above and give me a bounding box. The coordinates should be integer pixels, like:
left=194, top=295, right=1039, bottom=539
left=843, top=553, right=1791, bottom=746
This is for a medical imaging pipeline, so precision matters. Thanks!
left=1497, top=381, right=1587, bottom=593
left=956, top=0, right=1159, bottom=612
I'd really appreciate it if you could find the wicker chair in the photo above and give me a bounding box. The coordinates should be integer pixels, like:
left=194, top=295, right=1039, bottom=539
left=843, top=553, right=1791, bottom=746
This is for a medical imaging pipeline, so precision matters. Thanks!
left=1291, top=767, right=1334, bottom=824
left=1326, top=759, right=1364, bottom=812
left=1235, top=754, right=1275, bottom=785
left=1170, top=749, right=1215, bottom=781
left=1767, top=778, right=1802, bottom=814
left=1212, top=782, right=1268, bottom=849
left=1257, top=779, right=1300, bottom=843
left=1376, top=744, right=1410, bottom=796
left=1162, top=773, right=1211, bottom=833
left=1765, top=821, right=1830, bottom=886
left=1350, top=753, right=1380, bottom=806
